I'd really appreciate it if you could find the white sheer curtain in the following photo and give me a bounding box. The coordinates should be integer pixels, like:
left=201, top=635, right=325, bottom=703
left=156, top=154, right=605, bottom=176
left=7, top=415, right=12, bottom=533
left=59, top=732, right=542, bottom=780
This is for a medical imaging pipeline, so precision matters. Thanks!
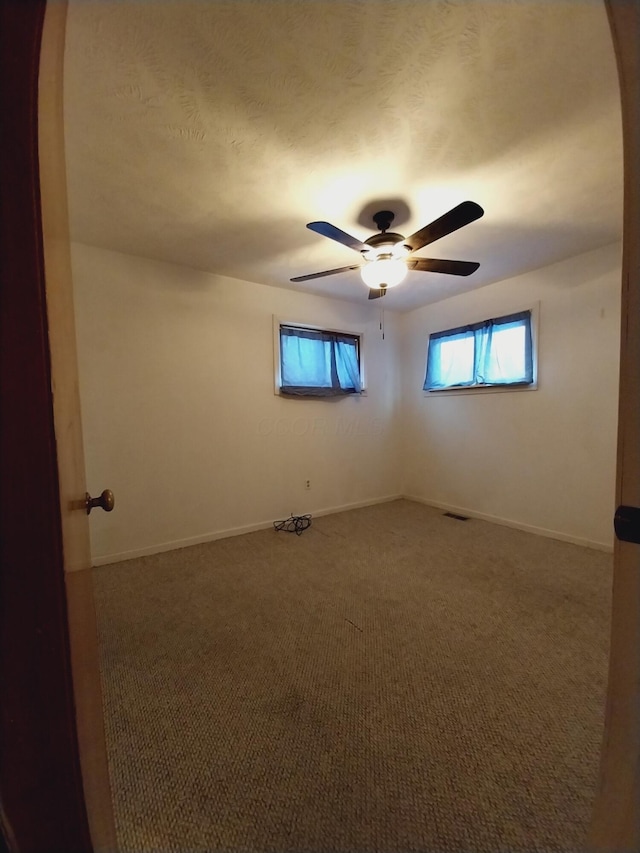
left=280, top=326, right=361, bottom=396
left=424, top=311, right=533, bottom=390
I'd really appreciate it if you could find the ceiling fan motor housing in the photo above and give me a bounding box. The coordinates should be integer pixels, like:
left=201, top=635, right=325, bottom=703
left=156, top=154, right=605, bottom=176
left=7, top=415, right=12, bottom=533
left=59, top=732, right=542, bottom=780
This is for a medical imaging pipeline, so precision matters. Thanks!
left=363, top=231, right=409, bottom=260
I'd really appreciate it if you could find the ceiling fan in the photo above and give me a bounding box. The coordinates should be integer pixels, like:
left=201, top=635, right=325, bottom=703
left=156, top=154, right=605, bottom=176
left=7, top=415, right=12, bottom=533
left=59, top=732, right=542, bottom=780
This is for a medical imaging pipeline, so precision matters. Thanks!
left=290, top=201, right=484, bottom=299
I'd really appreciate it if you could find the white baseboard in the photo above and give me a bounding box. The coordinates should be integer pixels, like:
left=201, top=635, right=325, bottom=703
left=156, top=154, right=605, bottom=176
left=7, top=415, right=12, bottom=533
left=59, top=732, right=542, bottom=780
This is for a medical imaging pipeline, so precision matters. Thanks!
left=403, top=494, right=614, bottom=553
left=91, top=494, right=403, bottom=566
left=92, top=493, right=613, bottom=565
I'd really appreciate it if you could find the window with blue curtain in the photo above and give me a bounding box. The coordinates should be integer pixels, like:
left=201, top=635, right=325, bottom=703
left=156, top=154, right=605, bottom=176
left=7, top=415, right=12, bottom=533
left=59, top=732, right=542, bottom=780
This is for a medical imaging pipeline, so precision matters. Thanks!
left=424, top=310, right=534, bottom=391
left=280, top=325, right=362, bottom=396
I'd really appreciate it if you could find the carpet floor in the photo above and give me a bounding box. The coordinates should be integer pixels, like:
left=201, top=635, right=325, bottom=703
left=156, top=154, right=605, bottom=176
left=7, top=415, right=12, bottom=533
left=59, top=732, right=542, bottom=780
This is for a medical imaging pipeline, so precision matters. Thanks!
left=93, top=499, right=612, bottom=852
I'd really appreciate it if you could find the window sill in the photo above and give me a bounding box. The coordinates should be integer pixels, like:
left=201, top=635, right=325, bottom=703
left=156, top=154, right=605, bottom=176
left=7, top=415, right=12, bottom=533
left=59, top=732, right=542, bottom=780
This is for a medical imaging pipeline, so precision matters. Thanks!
left=276, top=388, right=367, bottom=398
left=423, top=382, right=537, bottom=397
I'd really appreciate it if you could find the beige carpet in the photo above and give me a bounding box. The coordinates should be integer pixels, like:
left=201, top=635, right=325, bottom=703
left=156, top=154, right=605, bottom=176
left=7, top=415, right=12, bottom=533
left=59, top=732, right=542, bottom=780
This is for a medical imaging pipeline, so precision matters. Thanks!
left=93, top=499, right=612, bottom=852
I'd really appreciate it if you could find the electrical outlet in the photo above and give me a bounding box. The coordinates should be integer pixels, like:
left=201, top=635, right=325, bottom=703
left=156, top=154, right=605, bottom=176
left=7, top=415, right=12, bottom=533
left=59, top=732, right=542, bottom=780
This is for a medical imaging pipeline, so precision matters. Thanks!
left=305, top=479, right=311, bottom=490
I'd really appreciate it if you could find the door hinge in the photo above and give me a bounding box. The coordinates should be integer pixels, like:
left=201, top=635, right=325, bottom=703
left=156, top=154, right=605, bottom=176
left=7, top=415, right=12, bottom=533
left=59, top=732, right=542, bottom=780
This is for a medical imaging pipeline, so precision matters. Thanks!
left=614, top=505, right=640, bottom=544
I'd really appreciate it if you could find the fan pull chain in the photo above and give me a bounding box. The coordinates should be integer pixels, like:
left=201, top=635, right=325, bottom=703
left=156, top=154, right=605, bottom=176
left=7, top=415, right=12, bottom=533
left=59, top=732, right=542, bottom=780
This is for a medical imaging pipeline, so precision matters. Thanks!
left=380, top=306, right=385, bottom=340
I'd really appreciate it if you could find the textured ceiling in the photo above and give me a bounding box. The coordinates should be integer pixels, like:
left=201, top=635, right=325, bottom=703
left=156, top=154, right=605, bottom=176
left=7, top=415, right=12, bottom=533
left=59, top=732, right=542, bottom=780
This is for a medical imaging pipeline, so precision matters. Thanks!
left=63, top=0, right=623, bottom=312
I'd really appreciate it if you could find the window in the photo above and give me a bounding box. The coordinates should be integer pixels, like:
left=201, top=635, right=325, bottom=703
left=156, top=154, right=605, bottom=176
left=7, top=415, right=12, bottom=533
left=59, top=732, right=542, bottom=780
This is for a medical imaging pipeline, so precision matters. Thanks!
left=278, top=324, right=362, bottom=396
left=424, top=310, right=534, bottom=391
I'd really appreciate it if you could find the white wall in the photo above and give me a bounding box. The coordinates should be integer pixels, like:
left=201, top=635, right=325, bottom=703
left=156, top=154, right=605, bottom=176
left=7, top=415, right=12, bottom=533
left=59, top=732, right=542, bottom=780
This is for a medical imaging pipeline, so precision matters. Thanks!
left=72, top=244, right=403, bottom=563
left=73, top=242, right=621, bottom=562
left=401, top=243, right=621, bottom=549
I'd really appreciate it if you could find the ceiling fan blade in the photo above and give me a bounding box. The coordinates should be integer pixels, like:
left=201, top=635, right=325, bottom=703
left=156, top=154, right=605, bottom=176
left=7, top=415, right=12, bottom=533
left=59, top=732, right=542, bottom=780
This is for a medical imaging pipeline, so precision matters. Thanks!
left=403, top=201, right=484, bottom=254
left=307, top=221, right=369, bottom=253
left=408, top=258, right=480, bottom=276
left=367, top=287, right=387, bottom=300
left=290, top=264, right=361, bottom=282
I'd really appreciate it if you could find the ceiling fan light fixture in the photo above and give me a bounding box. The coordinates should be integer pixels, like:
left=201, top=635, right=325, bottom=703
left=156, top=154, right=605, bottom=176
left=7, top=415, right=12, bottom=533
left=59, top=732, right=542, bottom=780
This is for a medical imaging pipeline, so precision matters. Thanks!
left=391, top=241, right=410, bottom=259
left=361, top=257, right=408, bottom=289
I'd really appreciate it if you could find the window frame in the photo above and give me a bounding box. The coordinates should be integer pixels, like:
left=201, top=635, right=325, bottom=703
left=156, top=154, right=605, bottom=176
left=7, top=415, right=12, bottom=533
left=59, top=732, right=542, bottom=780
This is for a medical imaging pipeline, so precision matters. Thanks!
left=273, top=317, right=367, bottom=397
left=423, top=303, right=539, bottom=396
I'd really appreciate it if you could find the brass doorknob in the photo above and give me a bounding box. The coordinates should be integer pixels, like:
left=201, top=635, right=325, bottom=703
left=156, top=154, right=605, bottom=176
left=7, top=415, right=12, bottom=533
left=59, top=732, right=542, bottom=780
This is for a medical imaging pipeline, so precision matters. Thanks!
left=85, top=489, right=115, bottom=515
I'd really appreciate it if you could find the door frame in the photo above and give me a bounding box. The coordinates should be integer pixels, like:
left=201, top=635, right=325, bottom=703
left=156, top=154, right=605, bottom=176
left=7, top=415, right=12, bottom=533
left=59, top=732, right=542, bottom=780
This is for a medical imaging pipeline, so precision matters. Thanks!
left=0, top=1, right=637, bottom=850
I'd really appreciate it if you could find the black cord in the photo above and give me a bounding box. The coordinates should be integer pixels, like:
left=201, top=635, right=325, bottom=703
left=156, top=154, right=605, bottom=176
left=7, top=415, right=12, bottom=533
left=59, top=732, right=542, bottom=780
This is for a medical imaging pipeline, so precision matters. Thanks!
left=273, top=513, right=312, bottom=535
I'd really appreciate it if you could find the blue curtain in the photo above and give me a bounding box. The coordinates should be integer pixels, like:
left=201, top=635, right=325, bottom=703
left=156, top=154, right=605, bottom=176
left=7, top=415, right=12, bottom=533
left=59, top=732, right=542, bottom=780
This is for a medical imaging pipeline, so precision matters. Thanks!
left=424, top=311, right=533, bottom=390
left=280, top=326, right=361, bottom=396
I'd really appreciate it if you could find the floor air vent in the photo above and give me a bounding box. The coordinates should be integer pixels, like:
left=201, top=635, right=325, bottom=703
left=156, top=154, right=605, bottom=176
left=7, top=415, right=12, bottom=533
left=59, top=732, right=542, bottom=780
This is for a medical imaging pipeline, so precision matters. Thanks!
left=443, top=512, right=469, bottom=521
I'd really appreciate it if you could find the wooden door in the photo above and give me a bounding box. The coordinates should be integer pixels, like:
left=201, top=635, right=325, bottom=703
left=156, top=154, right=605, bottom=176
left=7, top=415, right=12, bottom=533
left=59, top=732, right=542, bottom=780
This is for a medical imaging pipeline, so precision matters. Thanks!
left=38, top=2, right=117, bottom=850
left=0, top=0, right=93, bottom=848
left=0, top=1, right=115, bottom=850
left=589, top=3, right=640, bottom=850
